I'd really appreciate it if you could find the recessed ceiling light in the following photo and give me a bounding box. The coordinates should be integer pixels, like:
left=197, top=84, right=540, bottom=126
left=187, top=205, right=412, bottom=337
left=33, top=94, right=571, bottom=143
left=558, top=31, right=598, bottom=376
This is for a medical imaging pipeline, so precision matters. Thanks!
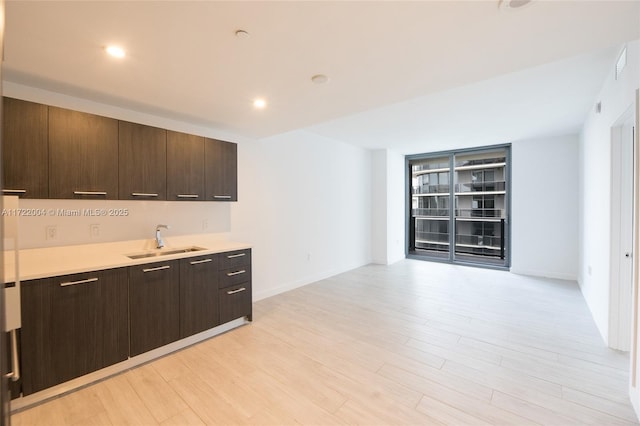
left=311, top=74, right=329, bottom=84
left=105, top=45, right=126, bottom=58
left=253, top=98, right=267, bottom=109
left=498, top=0, right=535, bottom=10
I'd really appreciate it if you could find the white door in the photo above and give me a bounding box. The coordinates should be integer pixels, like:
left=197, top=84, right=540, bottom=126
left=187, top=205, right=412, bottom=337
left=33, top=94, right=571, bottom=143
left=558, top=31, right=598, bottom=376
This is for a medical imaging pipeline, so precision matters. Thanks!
left=610, top=112, right=635, bottom=351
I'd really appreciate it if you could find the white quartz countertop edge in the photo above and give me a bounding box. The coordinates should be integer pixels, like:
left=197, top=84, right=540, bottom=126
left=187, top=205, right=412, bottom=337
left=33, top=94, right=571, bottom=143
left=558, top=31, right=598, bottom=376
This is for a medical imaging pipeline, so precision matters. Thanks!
left=4, top=234, right=251, bottom=282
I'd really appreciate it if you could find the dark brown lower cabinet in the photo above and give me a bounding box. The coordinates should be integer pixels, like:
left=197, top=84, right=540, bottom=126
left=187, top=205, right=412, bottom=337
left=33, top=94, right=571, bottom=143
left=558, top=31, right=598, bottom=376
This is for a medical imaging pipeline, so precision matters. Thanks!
left=18, top=249, right=251, bottom=397
left=20, top=268, right=128, bottom=395
left=129, top=261, right=180, bottom=357
left=179, top=255, right=220, bottom=338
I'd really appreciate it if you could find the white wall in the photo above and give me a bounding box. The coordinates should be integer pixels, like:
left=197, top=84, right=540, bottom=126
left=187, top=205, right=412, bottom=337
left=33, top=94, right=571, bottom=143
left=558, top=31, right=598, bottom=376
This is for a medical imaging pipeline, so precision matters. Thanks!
left=372, top=150, right=388, bottom=263
left=5, top=83, right=374, bottom=301
left=511, top=135, right=579, bottom=280
left=579, top=40, right=639, bottom=344
left=229, top=131, right=372, bottom=300
left=371, top=149, right=404, bottom=265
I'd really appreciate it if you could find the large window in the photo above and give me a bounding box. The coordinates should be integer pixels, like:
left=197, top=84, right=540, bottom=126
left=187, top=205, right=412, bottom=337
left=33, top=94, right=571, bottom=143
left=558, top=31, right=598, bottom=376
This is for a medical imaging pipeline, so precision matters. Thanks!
left=408, top=145, right=510, bottom=268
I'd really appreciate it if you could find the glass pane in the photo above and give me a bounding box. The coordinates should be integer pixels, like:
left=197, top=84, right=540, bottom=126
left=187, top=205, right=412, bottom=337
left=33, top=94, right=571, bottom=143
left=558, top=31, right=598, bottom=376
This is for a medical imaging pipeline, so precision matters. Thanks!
left=454, top=149, right=507, bottom=266
left=410, top=156, right=450, bottom=258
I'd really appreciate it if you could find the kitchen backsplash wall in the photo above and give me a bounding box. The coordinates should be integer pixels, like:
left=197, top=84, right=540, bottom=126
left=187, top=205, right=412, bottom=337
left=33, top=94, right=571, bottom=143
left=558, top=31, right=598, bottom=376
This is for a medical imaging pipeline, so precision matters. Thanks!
left=16, top=198, right=231, bottom=249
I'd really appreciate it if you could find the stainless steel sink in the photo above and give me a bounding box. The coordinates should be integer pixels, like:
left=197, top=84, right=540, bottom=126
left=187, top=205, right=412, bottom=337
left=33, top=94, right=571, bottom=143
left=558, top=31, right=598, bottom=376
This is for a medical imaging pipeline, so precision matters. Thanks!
left=126, top=246, right=206, bottom=260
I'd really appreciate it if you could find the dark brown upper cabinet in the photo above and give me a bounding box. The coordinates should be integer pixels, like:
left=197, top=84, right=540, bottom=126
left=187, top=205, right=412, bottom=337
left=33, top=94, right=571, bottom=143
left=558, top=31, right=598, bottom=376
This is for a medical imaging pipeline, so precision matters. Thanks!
left=2, top=97, right=48, bottom=198
left=205, top=138, right=238, bottom=202
left=166, top=130, right=204, bottom=201
left=119, top=121, right=167, bottom=200
left=48, top=107, right=118, bottom=199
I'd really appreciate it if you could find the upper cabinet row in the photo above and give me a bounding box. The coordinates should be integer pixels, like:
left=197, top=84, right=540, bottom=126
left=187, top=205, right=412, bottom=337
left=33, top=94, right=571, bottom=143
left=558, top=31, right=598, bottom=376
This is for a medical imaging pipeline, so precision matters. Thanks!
left=2, top=97, right=238, bottom=201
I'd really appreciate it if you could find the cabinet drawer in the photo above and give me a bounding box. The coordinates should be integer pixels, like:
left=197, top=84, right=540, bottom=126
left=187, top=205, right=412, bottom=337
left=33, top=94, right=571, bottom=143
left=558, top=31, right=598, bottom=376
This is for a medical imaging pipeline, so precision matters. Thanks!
left=218, top=265, right=251, bottom=289
left=219, top=249, right=251, bottom=269
left=219, top=283, right=252, bottom=323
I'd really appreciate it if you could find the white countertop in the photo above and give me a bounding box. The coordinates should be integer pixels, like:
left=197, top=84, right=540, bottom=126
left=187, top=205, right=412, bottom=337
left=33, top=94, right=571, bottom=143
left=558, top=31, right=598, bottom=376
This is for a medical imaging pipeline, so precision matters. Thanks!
left=4, top=234, right=251, bottom=282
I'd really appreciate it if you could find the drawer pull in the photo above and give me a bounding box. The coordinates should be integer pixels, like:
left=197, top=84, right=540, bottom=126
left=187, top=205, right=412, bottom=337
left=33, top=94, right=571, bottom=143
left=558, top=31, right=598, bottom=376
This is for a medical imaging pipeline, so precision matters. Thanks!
left=143, top=265, right=171, bottom=273
left=227, top=253, right=246, bottom=259
left=227, top=287, right=246, bottom=295
left=190, top=258, right=213, bottom=265
left=60, top=277, right=98, bottom=287
left=213, top=195, right=232, bottom=199
left=3, top=189, right=26, bottom=194
left=177, top=194, right=199, bottom=199
left=132, top=192, right=159, bottom=197
left=74, top=191, right=107, bottom=196
left=227, top=270, right=246, bottom=277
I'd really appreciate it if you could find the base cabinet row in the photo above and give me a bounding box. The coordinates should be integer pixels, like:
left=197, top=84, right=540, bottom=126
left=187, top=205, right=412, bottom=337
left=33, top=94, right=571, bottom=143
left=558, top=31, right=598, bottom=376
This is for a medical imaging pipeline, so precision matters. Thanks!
left=19, top=249, right=251, bottom=396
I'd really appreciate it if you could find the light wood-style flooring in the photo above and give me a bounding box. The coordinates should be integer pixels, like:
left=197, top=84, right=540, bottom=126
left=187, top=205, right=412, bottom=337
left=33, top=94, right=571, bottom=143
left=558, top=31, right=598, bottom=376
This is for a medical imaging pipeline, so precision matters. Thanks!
left=13, top=260, right=639, bottom=425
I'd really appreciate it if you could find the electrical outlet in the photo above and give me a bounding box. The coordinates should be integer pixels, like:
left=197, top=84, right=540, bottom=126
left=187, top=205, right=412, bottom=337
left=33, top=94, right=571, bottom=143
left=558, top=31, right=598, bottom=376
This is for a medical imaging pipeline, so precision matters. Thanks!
left=90, top=224, right=100, bottom=238
left=46, top=225, right=57, bottom=241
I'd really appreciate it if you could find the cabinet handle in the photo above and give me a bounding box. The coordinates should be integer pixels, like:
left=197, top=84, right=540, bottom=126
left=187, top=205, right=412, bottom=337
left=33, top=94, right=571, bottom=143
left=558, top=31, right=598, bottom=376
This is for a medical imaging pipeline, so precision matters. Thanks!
left=74, top=191, right=107, bottom=196
left=177, top=194, right=199, bottom=199
left=3, top=189, right=26, bottom=194
left=227, top=270, right=246, bottom=277
left=227, top=253, right=246, bottom=259
left=143, top=265, right=171, bottom=273
left=190, top=258, right=213, bottom=265
left=60, top=277, right=99, bottom=287
left=132, top=192, right=159, bottom=197
left=227, top=287, right=246, bottom=295
left=213, top=195, right=232, bottom=199
left=4, top=329, right=20, bottom=382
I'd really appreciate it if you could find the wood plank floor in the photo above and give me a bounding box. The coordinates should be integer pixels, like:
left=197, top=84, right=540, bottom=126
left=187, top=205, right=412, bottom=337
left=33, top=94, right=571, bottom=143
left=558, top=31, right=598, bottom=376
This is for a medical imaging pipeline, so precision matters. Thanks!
left=12, top=260, right=639, bottom=425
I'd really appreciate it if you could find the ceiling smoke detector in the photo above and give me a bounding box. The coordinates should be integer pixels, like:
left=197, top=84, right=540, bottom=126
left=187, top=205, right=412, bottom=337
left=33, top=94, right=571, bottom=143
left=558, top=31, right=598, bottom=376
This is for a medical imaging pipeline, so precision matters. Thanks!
left=499, top=0, right=535, bottom=10
left=235, top=30, right=250, bottom=39
left=311, top=74, right=329, bottom=84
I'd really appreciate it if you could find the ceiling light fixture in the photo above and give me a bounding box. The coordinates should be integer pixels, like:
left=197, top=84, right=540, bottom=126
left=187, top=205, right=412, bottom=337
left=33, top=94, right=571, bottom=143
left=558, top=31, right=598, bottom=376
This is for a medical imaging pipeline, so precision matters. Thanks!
left=105, top=45, right=126, bottom=58
left=253, top=98, right=267, bottom=109
left=498, top=0, right=535, bottom=10
left=311, top=74, right=329, bottom=84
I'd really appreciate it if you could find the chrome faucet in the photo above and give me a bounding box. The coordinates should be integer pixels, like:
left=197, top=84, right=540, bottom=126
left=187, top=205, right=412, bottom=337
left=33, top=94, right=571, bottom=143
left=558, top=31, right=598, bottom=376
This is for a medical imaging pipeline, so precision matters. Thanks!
left=155, top=224, right=169, bottom=249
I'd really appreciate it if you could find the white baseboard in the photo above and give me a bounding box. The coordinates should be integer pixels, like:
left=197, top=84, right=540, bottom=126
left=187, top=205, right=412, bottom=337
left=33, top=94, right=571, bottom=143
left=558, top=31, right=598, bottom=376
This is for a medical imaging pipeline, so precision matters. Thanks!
left=510, top=268, right=577, bottom=282
left=253, top=261, right=369, bottom=301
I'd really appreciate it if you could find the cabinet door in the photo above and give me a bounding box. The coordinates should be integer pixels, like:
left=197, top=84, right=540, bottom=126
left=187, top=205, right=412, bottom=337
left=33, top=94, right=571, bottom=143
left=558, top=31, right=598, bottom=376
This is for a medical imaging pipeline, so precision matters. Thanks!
left=20, top=268, right=128, bottom=395
left=119, top=121, right=167, bottom=200
left=204, top=138, right=237, bottom=201
left=129, top=261, right=180, bottom=356
left=179, top=255, right=220, bottom=338
left=2, top=98, right=48, bottom=198
left=166, top=131, right=204, bottom=201
left=48, top=107, right=118, bottom=199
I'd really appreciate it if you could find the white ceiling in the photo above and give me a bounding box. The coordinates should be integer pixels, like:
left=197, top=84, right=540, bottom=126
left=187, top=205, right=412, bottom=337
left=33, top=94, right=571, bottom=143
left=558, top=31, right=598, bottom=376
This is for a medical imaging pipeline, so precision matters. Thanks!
left=4, top=1, right=640, bottom=154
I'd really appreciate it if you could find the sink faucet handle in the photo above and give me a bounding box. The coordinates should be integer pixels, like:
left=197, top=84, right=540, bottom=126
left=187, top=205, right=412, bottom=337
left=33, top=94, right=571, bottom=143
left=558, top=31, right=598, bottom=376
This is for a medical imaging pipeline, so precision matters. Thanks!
left=156, top=224, right=170, bottom=231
